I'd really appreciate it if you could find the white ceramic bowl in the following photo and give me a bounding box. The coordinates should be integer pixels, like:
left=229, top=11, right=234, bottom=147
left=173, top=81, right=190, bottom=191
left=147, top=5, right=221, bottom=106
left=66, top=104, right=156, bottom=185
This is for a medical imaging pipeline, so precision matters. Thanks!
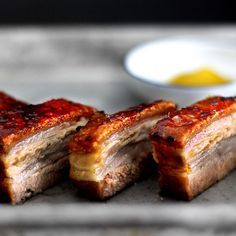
left=124, top=37, right=236, bottom=106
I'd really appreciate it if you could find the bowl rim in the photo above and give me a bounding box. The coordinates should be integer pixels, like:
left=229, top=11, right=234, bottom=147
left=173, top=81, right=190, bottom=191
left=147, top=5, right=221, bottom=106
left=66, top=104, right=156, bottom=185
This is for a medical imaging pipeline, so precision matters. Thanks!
left=124, top=36, right=236, bottom=91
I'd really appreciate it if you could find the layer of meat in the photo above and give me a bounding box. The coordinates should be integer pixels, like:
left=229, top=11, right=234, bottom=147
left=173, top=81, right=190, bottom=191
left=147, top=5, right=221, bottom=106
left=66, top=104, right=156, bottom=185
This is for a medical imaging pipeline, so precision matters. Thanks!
left=2, top=119, right=87, bottom=178
left=73, top=150, right=154, bottom=200
left=152, top=114, right=236, bottom=171
left=160, top=134, right=236, bottom=200
left=1, top=156, right=68, bottom=204
left=185, top=112, right=236, bottom=160
left=0, top=118, right=88, bottom=203
left=99, top=158, right=149, bottom=199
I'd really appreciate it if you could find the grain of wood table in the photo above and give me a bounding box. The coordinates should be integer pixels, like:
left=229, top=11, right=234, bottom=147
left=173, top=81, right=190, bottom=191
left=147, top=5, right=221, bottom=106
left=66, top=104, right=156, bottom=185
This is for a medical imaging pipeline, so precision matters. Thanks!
left=0, top=25, right=236, bottom=236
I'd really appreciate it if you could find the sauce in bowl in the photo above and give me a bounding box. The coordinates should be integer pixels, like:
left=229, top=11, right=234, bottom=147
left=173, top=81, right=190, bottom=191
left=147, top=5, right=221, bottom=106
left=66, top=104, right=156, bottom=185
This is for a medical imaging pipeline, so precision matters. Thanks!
left=169, top=68, right=231, bottom=87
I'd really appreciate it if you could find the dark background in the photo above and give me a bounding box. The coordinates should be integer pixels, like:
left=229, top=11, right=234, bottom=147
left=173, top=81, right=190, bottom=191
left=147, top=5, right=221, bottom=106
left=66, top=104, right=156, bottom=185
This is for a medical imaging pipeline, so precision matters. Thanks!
left=0, top=0, right=235, bottom=24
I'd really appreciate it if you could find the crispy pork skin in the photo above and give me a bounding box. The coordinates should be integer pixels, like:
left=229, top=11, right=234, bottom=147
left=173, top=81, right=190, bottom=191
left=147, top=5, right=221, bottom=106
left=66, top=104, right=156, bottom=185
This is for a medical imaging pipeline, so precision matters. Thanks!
left=0, top=91, right=26, bottom=110
left=150, top=96, right=236, bottom=200
left=69, top=101, right=176, bottom=199
left=0, top=99, right=95, bottom=204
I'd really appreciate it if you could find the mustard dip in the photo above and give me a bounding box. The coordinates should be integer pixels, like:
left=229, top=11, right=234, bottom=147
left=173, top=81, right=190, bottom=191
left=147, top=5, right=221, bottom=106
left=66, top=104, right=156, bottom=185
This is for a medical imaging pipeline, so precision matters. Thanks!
left=169, top=68, right=231, bottom=87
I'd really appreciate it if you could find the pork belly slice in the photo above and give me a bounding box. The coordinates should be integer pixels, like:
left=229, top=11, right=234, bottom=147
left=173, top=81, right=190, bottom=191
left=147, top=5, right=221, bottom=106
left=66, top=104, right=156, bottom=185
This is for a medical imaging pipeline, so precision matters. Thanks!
left=69, top=100, right=176, bottom=199
left=0, top=99, right=96, bottom=204
left=150, top=96, right=236, bottom=200
left=0, top=91, right=26, bottom=110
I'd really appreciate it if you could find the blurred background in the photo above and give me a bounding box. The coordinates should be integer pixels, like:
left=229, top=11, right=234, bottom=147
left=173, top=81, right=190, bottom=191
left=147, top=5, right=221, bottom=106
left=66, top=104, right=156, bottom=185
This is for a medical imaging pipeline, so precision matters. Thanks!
left=0, top=0, right=235, bottom=109
left=1, top=1, right=236, bottom=235
left=0, top=0, right=235, bottom=24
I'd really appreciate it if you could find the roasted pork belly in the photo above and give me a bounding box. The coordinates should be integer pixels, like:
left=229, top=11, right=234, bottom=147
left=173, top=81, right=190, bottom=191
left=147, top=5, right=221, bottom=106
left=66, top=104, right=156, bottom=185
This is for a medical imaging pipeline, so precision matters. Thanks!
left=150, top=96, right=236, bottom=200
left=0, top=99, right=95, bottom=204
left=69, top=101, right=176, bottom=199
left=0, top=91, right=26, bottom=110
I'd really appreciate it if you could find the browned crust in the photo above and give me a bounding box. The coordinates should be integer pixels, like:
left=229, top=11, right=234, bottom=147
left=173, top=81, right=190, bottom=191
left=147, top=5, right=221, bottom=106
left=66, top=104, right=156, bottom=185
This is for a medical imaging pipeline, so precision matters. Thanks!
left=69, top=100, right=177, bottom=154
left=150, top=96, right=236, bottom=149
left=0, top=99, right=96, bottom=154
left=0, top=91, right=26, bottom=110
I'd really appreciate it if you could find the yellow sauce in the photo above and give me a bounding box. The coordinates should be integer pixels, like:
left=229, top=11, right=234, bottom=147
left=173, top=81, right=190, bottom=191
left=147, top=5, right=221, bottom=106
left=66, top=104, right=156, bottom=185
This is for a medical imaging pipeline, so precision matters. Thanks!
left=169, top=68, right=231, bottom=87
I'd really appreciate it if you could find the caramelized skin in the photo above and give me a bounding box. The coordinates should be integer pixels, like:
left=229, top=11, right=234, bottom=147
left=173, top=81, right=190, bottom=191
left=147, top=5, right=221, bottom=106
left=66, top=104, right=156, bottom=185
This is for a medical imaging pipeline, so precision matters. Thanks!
left=0, top=92, right=26, bottom=110
left=0, top=99, right=96, bottom=153
left=150, top=96, right=236, bottom=149
left=69, top=100, right=177, bottom=154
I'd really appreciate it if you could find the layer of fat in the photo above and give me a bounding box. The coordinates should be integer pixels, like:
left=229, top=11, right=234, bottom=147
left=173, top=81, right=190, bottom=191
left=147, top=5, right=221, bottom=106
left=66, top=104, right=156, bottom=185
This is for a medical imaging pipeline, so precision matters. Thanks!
left=184, top=112, right=236, bottom=161
left=69, top=151, right=103, bottom=182
left=1, top=118, right=88, bottom=178
left=70, top=116, right=161, bottom=182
